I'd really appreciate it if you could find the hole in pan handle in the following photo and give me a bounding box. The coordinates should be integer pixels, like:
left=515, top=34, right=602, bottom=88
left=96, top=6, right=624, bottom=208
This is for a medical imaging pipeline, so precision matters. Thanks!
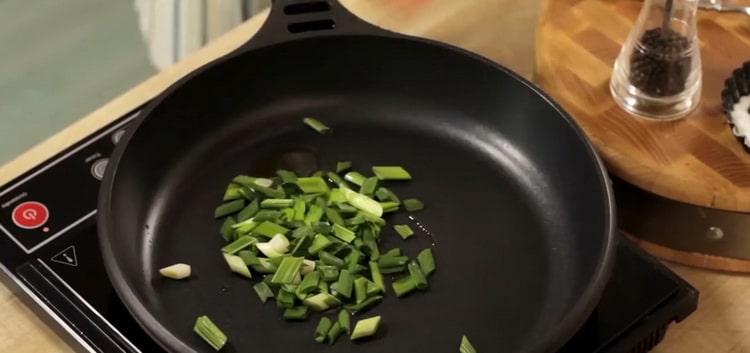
left=239, top=0, right=398, bottom=51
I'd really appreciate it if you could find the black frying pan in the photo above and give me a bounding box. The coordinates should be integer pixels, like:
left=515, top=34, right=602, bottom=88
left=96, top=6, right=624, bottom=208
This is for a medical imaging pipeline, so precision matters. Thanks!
left=98, top=1, right=617, bottom=352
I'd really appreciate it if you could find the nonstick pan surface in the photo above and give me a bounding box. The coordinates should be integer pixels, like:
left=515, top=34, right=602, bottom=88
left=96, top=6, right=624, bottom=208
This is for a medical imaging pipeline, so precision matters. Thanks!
left=98, top=2, right=616, bottom=352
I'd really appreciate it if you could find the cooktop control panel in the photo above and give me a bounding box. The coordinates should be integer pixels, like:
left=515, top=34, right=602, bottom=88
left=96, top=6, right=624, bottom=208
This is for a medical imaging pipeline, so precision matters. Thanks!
left=0, top=114, right=137, bottom=254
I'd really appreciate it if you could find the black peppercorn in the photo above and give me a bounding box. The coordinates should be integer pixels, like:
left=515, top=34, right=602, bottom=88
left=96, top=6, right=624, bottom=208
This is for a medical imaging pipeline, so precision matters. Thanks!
left=629, top=28, right=692, bottom=97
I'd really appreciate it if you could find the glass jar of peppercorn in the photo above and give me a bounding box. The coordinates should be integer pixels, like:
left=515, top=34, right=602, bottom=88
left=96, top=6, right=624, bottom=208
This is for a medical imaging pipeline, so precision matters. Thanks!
left=610, top=0, right=702, bottom=120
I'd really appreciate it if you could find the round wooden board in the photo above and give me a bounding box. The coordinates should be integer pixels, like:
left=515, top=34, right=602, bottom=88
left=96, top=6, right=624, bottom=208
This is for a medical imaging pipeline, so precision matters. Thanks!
left=536, top=0, right=750, bottom=212
left=627, top=235, right=750, bottom=272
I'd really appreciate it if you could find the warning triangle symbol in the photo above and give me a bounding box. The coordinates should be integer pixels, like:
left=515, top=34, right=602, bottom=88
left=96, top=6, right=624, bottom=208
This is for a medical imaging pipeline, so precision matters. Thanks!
left=51, top=246, right=78, bottom=267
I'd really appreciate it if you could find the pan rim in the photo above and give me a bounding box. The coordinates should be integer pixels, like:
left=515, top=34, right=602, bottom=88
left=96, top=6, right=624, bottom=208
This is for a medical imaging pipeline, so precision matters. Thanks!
left=98, top=32, right=617, bottom=353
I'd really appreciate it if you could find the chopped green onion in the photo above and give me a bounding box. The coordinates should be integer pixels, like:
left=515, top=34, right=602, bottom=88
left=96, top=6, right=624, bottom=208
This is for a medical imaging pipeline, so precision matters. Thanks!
left=159, top=263, right=191, bottom=280
left=297, top=271, right=321, bottom=295
left=283, top=306, right=310, bottom=321
left=354, top=277, right=368, bottom=304
left=261, top=198, right=294, bottom=209
left=276, top=288, right=296, bottom=309
left=232, top=218, right=257, bottom=235
left=268, top=233, right=291, bottom=252
left=268, top=255, right=290, bottom=267
left=460, top=335, right=477, bottom=353
left=375, top=187, right=400, bottom=203
left=297, top=177, right=330, bottom=194
left=319, top=265, right=340, bottom=282
left=301, top=259, right=316, bottom=275
left=344, top=295, right=382, bottom=314
left=314, top=317, right=333, bottom=343
left=394, top=224, right=414, bottom=239
left=282, top=281, right=300, bottom=292
left=325, top=207, right=345, bottom=226
left=378, top=256, right=409, bottom=269
left=292, top=226, right=314, bottom=239
left=253, top=221, right=289, bottom=237
left=337, top=309, right=352, bottom=335
left=343, top=188, right=383, bottom=217
left=417, top=248, right=436, bottom=276
left=392, top=275, right=417, bottom=297
left=327, top=322, right=343, bottom=345
left=214, top=199, right=245, bottom=218
left=408, top=260, right=428, bottom=289
left=380, top=266, right=406, bottom=274
left=338, top=204, right=358, bottom=214
left=360, top=177, right=379, bottom=196
left=369, top=261, right=385, bottom=292
left=383, top=248, right=402, bottom=257
left=282, top=207, right=294, bottom=222
left=256, top=242, right=285, bottom=258
left=219, top=217, right=236, bottom=243
left=277, top=170, right=298, bottom=183
left=221, top=236, right=256, bottom=254
left=255, top=234, right=290, bottom=257
left=223, top=183, right=243, bottom=201
left=194, top=316, right=227, bottom=351
left=361, top=212, right=386, bottom=226
left=362, top=231, right=380, bottom=260
left=403, top=198, right=424, bottom=212
left=320, top=251, right=345, bottom=268
left=304, top=205, right=324, bottom=226
left=365, top=280, right=381, bottom=296
left=319, top=280, right=330, bottom=294
left=253, top=210, right=282, bottom=222
left=216, top=164, right=433, bottom=345
left=372, top=166, right=412, bottom=180
left=345, top=213, right=366, bottom=226
left=254, top=177, right=274, bottom=188
left=328, top=188, right=346, bottom=204
left=345, top=250, right=363, bottom=271
left=293, top=199, right=306, bottom=221
left=236, top=199, right=260, bottom=222
left=350, top=316, right=381, bottom=340
left=332, top=223, right=356, bottom=243
left=336, top=161, right=352, bottom=173
left=271, top=257, right=304, bottom=284
left=303, top=117, right=331, bottom=134
left=238, top=250, right=259, bottom=266
left=309, top=234, right=333, bottom=254
left=303, top=293, right=341, bottom=311
left=238, top=186, right=255, bottom=201
left=251, top=258, right=277, bottom=273
left=381, top=201, right=400, bottom=213
left=253, top=282, right=275, bottom=303
left=351, top=264, right=368, bottom=275
left=234, top=176, right=286, bottom=198
left=223, top=253, right=252, bottom=278
left=291, top=234, right=312, bottom=256
left=344, top=171, right=366, bottom=186
left=231, top=175, right=255, bottom=186
left=326, top=172, right=346, bottom=187
left=332, top=269, right=354, bottom=298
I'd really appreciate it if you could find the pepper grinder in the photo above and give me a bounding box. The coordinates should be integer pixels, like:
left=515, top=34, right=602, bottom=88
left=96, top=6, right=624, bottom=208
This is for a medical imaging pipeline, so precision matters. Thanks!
left=610, top=0, right=702, bottom=120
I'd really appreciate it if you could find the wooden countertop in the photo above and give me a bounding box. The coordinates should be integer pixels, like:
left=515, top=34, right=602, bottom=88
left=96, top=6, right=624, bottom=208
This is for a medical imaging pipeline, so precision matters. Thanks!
left=0, top=1, right=748, bottom=352
left=536, top=0, right=750, bottom=213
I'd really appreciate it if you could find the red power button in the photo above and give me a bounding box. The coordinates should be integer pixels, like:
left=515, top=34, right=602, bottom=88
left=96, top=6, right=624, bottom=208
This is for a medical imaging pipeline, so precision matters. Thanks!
left=12, top=201, right=50, bottom=230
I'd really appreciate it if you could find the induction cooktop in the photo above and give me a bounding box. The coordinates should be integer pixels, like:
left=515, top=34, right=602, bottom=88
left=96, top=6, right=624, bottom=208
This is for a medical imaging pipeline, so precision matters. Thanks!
left=0, top=105, right=697, bottom=353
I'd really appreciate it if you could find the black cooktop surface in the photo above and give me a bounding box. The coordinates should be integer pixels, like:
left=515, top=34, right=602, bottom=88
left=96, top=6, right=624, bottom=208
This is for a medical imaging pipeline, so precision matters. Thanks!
left=0, top=106, right=697, bottom=353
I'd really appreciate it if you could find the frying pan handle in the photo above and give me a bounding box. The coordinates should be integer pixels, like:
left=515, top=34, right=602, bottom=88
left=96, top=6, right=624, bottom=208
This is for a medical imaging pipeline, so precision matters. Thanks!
left=240, top=0, right=391, bottom=50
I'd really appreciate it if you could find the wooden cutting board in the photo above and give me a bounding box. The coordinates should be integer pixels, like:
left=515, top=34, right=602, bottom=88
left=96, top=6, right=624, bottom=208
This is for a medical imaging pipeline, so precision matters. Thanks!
left=536, top=0, right=750, bottom=212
